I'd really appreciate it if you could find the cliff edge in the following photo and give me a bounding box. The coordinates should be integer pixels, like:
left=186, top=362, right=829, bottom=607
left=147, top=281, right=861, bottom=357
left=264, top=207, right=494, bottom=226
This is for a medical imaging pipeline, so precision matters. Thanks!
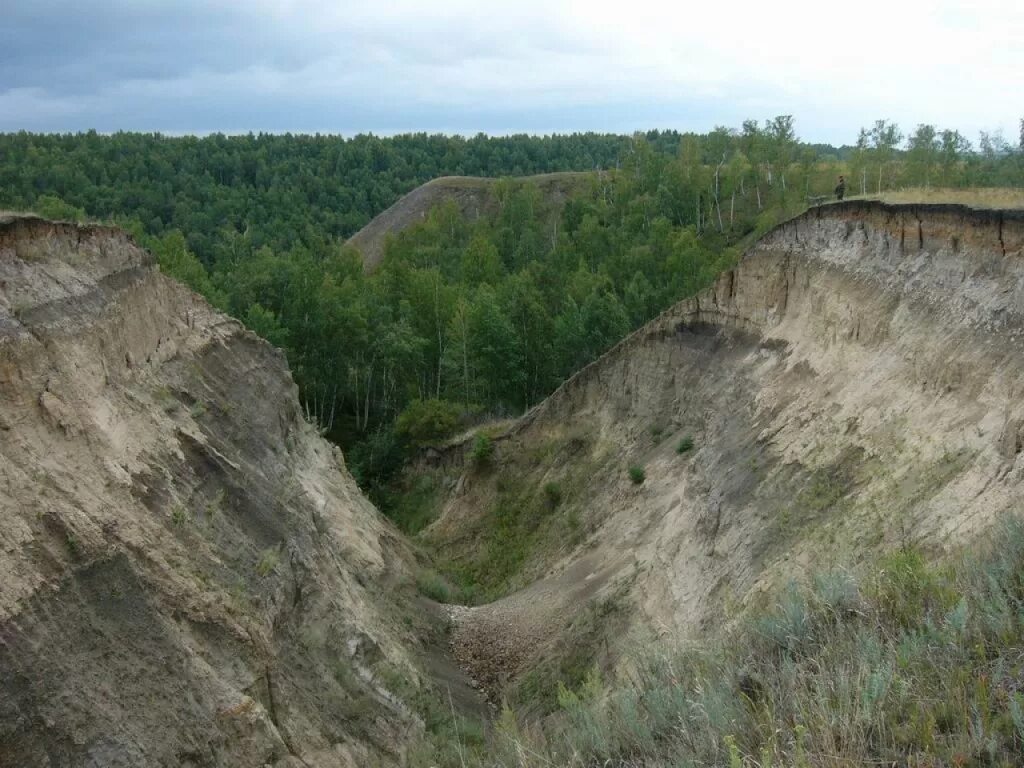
left=0, top=215, right=424, bottom=767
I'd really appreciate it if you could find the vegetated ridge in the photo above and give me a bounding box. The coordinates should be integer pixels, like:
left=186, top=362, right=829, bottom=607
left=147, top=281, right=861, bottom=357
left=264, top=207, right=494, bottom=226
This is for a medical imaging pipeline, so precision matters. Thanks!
left=346, top=172, right=593, bottom=271
left=0, top=214, right=455, bottom=767
left=411, top=201, right=1024, bottom=711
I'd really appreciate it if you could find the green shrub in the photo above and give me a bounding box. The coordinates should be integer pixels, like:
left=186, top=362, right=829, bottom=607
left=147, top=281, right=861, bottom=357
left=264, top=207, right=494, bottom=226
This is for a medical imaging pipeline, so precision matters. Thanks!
left=394, top=398, right=460, bottom=447
left=676, top=435, right=695, bottom=454
left=384, top=474, right=440, bottom=535
left=256, top=546, right=280, bottom=577
left=470, top=433, right=494, bottom=466
left=628, top=465, right=646, bottom=485
left=416, top=569, right=457, bottom=604
left=543, top=481, right=563, bottom=508
left=33, top=194, right=85, bottom=222
left=171, top=503, right=188, bottom=526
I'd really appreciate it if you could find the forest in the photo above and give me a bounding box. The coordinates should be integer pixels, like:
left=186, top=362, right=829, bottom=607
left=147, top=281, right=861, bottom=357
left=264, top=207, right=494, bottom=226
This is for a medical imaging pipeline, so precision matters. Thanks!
left=3, top=119, right=1022, bottom=503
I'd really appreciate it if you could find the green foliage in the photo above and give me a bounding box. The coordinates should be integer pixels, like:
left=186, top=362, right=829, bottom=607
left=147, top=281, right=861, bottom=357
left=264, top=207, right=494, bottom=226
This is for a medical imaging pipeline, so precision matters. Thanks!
left=256, top=546, right=280, bottom=577
left=32, top=194, right=84, bottom=222
left=415, top=569, right=461, bottom=604
left=543, top=481, right=562, bottom=508
left=394, top=398, right=460, bottom=447
left=676, top=435, right=695, bottom=454
left=457, top=519, right=1024, bottom=767
left=628, top=465, right=646, bottom=485
left=139, top=229, right=225, bottom=305
left=469, top=433, right=494, bottom=466
left=243, top=304, right=289, bottom=348
left=171, top=503, right=188, bottom=526
left=383, top=474, right=440, bottom=535
left=0, top=126, right=819, bottom=482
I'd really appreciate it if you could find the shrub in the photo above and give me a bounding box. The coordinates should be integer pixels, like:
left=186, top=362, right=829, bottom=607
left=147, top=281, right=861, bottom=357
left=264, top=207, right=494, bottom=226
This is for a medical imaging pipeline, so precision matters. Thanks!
left=256, top=546, right=280, bottom=577
left=171, top=503, right=188, bottom=526
left=470, top=433, right=494, bottom=466
left=676, top=435, right=695, bottom=454
left=34, top=194, right=85, bottom=222
left=628, top=465, right=646, bottom=485
left=416, top=569, right=457, bottom=603
left=543, top=481, right=563, bottom=508
left=394, top=398, right=461, bottom=447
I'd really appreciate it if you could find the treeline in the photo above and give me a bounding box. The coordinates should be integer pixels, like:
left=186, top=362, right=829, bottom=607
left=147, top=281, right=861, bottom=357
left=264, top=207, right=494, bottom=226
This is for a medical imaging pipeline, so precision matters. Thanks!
left=3, top=120, right=1021, bottom=498
left=137, top=129, right=812, bottom=497
left=0, top=131, right=628, bottom=263
left=847, top=118, right=1024, bottom=194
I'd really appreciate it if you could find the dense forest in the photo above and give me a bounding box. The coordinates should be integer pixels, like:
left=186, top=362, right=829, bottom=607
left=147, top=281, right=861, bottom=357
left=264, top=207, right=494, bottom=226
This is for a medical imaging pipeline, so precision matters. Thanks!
left=2, top=120, right=1021, bottom=503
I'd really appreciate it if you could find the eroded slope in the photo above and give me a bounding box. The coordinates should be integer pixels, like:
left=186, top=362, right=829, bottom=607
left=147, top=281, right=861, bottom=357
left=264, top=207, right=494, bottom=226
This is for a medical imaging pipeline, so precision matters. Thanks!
left=419, top=202, right=1024, bottom=702
left=0, top=216, right=428, bottom=767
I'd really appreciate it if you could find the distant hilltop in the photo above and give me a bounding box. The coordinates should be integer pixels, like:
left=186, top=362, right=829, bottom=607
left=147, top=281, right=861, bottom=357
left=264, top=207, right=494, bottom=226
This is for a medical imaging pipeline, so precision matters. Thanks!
left=346, top=172, right=594, bottom=271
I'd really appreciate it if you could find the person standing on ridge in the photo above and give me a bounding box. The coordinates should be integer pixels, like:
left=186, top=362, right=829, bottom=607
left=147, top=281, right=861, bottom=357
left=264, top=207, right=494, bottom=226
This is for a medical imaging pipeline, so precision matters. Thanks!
left=835, top=175, right=846, bottom=201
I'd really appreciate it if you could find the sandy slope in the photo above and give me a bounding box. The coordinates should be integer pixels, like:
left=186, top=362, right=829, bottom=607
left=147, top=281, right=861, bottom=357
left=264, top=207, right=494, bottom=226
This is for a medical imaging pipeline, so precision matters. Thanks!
left=0, top=215, right=435, bottom=767
left=420, top=202, right=1024, bottom=699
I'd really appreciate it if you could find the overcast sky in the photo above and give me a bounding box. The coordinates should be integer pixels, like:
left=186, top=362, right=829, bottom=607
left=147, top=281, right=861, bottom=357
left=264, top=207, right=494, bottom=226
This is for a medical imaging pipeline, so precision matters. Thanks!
left=2, top=0, right=1020, bottom=145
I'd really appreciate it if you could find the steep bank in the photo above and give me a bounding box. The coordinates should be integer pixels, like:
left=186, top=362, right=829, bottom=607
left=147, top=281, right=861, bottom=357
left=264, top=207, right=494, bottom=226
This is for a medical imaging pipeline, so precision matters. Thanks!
left=415, top=202, right=1024, bottom=703
left=0, top=215, right=440, bottom=766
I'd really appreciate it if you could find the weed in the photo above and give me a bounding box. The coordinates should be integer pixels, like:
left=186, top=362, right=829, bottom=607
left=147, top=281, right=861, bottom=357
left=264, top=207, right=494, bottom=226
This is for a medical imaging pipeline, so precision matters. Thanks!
left=205, top=489, right=225, bottom=519
left=628, top=465, right=646, bottom=485
left=416, top=569, right=459, bottom=604
left=676, top=435, right=695, bottom=454
left=171, top=503, right=188, bottom=526
left=189, top=401, right=207, bottom=419
left=256, top=546, right=280, bottom=577
left=383, top=474, right=440, bottom=535
left=543, top=481, right=562, bottom=508
left=155, top=386, right=179, bottom=413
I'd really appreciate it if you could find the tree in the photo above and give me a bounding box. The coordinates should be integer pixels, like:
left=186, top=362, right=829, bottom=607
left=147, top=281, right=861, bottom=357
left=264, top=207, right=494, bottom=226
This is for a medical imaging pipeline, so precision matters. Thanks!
left=868, top=120, right=903, bottom=193
left=765, top=116, right=797, bottom=192
left=937, top=129, right=970, bottom=186
left=394, top=398, right=460, bottom=446
left=33, top=194, right=84, bottom=222
left=460, top=232, right=503, bottom=286
left=906, top=124, right=939, bottom=187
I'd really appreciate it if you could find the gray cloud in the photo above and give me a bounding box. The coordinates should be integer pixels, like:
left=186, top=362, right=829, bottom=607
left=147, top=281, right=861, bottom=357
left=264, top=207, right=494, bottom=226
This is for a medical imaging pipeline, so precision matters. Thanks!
left=1, top=1, right=1019, bottom=143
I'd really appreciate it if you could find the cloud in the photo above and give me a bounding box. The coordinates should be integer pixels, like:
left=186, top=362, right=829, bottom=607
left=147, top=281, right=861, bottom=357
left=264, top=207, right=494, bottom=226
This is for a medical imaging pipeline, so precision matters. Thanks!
left=1, top=0, right=1020, bottom=143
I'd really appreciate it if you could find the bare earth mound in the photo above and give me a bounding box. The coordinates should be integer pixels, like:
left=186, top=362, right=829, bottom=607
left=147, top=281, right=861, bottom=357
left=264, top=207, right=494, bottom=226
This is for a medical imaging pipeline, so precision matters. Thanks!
left=419, top=202, right=1024, bottom=701
left=346, top=172, right=593, bottom=271
left=0, top=216, right=429, bottom=767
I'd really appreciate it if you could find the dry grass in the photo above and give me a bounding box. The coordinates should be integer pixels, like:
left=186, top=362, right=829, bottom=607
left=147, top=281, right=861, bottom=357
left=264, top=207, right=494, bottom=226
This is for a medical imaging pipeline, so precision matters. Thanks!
left=853, top=186, right=1024, bottom=209
left=416, top=518, right=1024, bottom=767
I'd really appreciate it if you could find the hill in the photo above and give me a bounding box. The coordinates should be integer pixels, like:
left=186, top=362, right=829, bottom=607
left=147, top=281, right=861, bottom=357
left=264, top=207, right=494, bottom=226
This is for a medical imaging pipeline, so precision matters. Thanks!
left=406, top=201, right=1024, bottom=718
left=346, top=172, right=594, bottom=271
left=0, top=215, right=470, bottom=767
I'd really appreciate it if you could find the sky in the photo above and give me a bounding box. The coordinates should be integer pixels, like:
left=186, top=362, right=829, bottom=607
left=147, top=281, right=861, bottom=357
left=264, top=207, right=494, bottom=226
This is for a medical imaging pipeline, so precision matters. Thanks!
left=2, top=0, right=1021, bottom=145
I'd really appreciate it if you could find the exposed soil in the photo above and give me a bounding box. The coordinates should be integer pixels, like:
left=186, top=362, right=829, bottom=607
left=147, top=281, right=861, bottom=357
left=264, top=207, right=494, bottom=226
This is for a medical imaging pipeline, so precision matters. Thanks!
left=420, top=201, right=1024, bottom=703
